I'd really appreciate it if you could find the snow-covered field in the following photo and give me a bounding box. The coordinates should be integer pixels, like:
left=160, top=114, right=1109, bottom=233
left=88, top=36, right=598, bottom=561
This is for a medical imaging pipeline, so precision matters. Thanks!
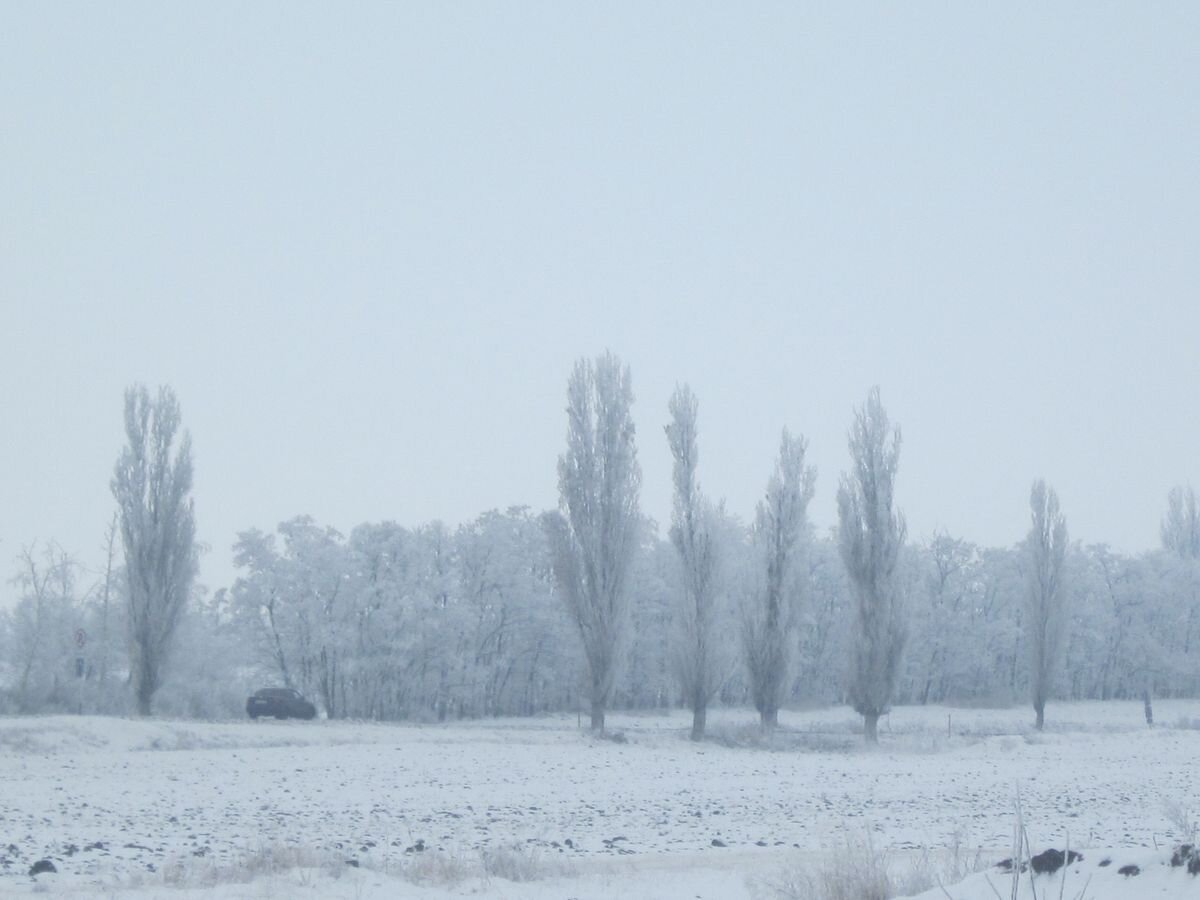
left=2, top=701, right=1199, bottom=898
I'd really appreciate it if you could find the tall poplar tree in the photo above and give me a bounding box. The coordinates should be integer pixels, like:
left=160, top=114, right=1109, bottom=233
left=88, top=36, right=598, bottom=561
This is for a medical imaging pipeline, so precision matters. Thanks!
left=838, top=387, right=907, bottom=744
left=544, top=352, right=641, bottom=732
left=112, top=385, right=197, bottom=716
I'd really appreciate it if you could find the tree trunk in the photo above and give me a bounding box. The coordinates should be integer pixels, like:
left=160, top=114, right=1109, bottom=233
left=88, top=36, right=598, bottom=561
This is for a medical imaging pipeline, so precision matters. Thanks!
left=864, top=712, right=879, bottom=744
left=690, top=703, right=707, bottom=741
left=1143, top=687, right=1154, bottom=728
left=590, top=698, right=605, bottom=733
left=135, top=678, right=154, bottom=717
left=133, top=650, right=157, bottom=717
left=1034, top=700, right=1045, bottom=730
left=760, top=706, right=778, bottom=730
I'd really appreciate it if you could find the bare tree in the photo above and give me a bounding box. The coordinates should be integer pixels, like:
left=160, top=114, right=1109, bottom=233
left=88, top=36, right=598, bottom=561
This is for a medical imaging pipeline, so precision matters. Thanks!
left=742, top=429, right=815, bottom=729
left=665, top=384, right=724, bottom=740
left=111, top=385, right=197, bottom=716
left=96, top=512, right=120, bottom=688
left=838, top=387, right=907, bottom=744
left=1024, top=479, right=1069, bottom=730
left=544, top=352, right=642, bottom=732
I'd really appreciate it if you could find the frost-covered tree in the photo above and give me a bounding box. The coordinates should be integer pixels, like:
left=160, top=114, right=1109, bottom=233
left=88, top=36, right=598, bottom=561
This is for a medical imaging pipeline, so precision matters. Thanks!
left=1024, top=479, right=1069, bottom=730
left=111, top=385, right=197, bottom=716
left=1161, top=486, right=1200, bottom=694
left=230, top=516, right=351, bottom=717
left=910, top=533, right=974, bottom=705
left=453, top=508, right=566, bottom=717
left=230, top=508, right=575, bottom=722
left=544, top=352, right=642, bottom=732
left=344, top=520, right=417, bottom=717
left=619, top=530, right=676, bottom=710
left=1066, top=545, right=1167, bottom=709
left=837, top=387, right=907, bottom=744
left=742, top=429, right=815, bottom=729
left=1162, top=486, right=1200, bottom=559
left=794, top=538, right=852, bottom=704
left=6, top=543, right=80, bottom=712
left=665, top=385, right=725, bottom=740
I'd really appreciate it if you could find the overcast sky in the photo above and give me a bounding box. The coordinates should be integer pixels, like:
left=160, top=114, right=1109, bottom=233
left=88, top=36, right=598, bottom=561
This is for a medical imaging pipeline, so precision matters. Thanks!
left=3, top=4, right=1198, bottom=606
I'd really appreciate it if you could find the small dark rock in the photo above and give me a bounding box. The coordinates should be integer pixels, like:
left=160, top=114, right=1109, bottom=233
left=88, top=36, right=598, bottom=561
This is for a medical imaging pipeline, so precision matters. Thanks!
left=29, top=859, right=56, bottom=876
left=1118, top=864, right=1140, bottom=877
left=711, top=838, right=727, bottom=848
left=564, top=838, right=574, bottom=848
left=1030, top=848, right=1082, bottom=875
left=1098, top=858, right=1112, bottom=867
left=345, top=859, right=359, bottom=868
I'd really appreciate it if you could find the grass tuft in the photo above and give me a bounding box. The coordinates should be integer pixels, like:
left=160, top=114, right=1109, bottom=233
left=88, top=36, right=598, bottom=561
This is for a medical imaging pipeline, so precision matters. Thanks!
left=764, top=828, right=986, bottom=900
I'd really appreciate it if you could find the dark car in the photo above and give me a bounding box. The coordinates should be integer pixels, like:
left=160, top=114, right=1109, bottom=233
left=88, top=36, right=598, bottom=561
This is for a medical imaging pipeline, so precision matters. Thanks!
left=246, top=687, right=317, bottom=720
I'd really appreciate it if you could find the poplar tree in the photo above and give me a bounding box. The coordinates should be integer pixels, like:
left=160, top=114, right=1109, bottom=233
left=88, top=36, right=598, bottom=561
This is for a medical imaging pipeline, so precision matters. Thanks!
left=1025, top=479, right=1068, bottom=731
left=665, top=384, right=723, bottom=740
left=838, top=387, right=907, bottom=744
left=112, top=385, right=197, bottom=716
left=544, top=352, right=641, bottom=732
left=743, top=429, right=815, bottom=729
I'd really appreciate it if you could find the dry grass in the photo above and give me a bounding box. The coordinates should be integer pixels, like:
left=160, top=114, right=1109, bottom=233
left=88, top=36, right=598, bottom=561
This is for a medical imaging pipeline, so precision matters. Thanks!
left=400, top=849, right=476, bottom=885
left=145, top=842, right=348, bottom=889
left=126, top=839, right=573, bottom=892
left=482, top=843, right=575, bottom=882
left=1163, top=799, right=1198, bottom=844
left=764, top=827, right=987, bottom=900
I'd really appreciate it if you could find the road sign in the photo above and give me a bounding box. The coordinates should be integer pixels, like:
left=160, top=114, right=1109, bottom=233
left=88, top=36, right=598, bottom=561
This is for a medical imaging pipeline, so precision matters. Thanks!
left=74, top=628, right=87, bottom=648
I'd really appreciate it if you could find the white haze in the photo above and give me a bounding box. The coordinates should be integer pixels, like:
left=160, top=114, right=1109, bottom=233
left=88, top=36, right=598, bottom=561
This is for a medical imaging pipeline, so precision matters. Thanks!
left=2, top=4, right=1199, bottom=604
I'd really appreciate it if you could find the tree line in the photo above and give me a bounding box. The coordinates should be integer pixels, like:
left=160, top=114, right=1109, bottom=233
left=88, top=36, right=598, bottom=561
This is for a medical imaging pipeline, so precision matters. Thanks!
left=3, top=358, right=1199, bottom=741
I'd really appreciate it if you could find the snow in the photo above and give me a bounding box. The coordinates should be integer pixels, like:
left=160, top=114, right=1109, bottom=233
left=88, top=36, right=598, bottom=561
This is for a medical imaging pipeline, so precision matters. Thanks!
left=903, top=846, right=1200, bottom=900
left=2, top=701, right=1199, bottom=898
